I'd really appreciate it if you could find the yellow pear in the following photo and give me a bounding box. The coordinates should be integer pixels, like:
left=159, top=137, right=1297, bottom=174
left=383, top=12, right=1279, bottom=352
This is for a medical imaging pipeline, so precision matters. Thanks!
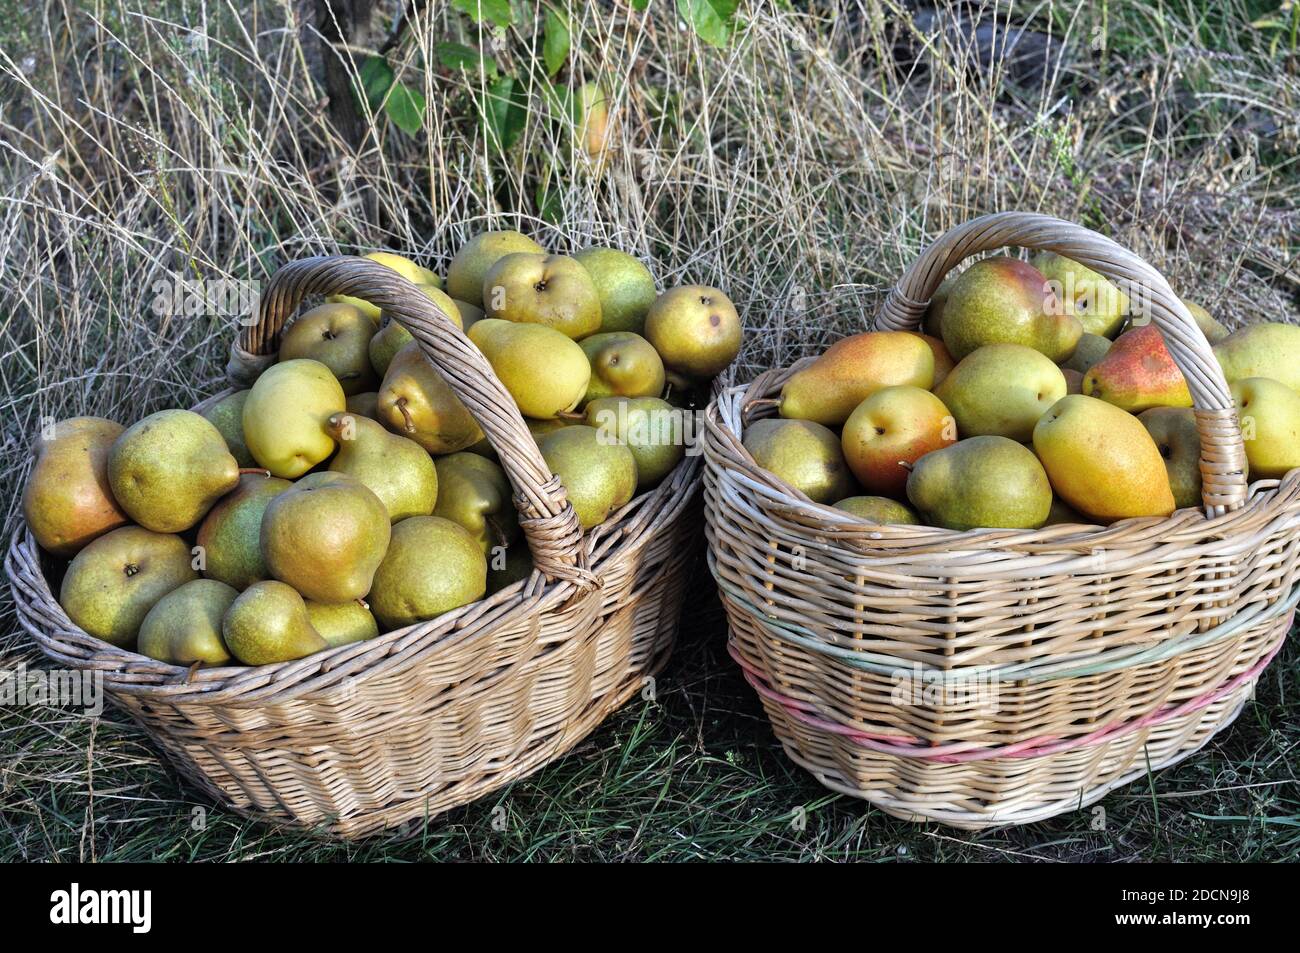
left=23, top=416, right=128, bottom=557
left=306, top=600, right=380, bottom=647
left=1232, top=377, right=1300, bottom=479
left=935, top=344, right=1066, bottom=442
left=1139, top=407, right=1206, bottom=510
left=329, top=251, right=441, bottom=320
left=243, top=358, right=345, bottom=477
left=1213, top=323, right=1300, bottom=392
left=538, top=425, right=638, bottom=529
left=326, top=412, right=439, bottom=521
left=468, top=319, right=590, bottom=419
left=741, top=418, right=855, bottom=504
left=377, top=340, right=484, bottom=453
left=433, top=452, right=518, bottom=555
left=778, top=331, right=934, bottom=426
left=481, top=253, right=603, bottom=339
left=1031, top=251, right=1129, bottom=339
left=278, top=302, right=378, bottom=395
left=643, top=285, right=742, bottom=380
left=368, top=516, right=487, bottom=631
left=906, top=436, right=1052, bottom=530
left=580, top=332, right=665, bottom=405
left=446, top=231, right=545, bottom=308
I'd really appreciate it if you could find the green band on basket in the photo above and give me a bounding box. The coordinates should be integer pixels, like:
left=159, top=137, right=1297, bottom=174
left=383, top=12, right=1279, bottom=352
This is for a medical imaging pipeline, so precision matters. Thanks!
left=711, top=556, right=1300, bottom=685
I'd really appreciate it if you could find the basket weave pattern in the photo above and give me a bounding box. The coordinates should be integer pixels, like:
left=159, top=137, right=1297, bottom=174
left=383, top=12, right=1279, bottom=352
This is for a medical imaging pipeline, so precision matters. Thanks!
left=8, top=256, right=702, bottom=837
left=703, top=212, right=1300, bottom=828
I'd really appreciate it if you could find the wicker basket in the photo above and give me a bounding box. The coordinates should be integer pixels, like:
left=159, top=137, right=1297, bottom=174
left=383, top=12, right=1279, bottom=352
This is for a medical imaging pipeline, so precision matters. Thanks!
left=703, top=212, right=1300, bottom=829
left=7, top=255, right=703, bottom=838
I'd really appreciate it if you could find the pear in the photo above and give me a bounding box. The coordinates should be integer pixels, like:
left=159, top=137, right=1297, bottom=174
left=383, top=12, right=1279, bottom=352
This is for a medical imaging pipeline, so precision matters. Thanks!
left=527, top=416, right=575, bottom=442
left=243, top=358, right=346, bottom=477
left=368, top=516, right=487, bottom=631
left=842, top=385, right=955, bottom=497
left=23, top=416, right=128, bottom=557
left=59, top=527, right=198, bottom=646
left=432, top=451, right=518, bottom=554
left=778, top=331, right=935, bottom=426
left=741, top=418, right=855, bottom=505
left=200, top=390, right=257, bottom=467
left=1033, top=395, right=1176, bottom=522
left=1083, top=325, right=1192, bottom=413
left=487, top=544, right=534, bottom=593
left=306, top=600, right=380, bottom=647
left=1062, top=368, right=1084, bottom=394
left=346, top=391, right=380, bottom=420
left=377, top=340, right=484, bottom=453
left=908, top=332, right=956, bottom=387
left=1044, top=497, right=1091, bottom=526
left=108, top=410, right=240, bottom=533
left=446, top=230, right=545, bottom=308
left=278, top=302, right=378, bottom=395
left=574, top=246, right=657, bottom=334
left=329, top=250, right=441, bottom=321
left=539, top=425, right=638, bottom=529
left=906, top=436, right=1052, bottom=530
left=935, top=344, right=1067, bottom=442
left=260, top=473, right=391, bottom=603
left=922, top=273, right=958, bottom=339
left=584, top=396, right=686, bottom=491
left=580, top=332, right=666, bottom=405
left=1060, top=333, right=1112, bottom=374
left=1181, top=298, right=1230, bottom=344
left=196, top=473, right=292, bottom=590
left=643, top=285, right=742, bottom=380
left=1232, top=377, right=1300, bottom=479
left=326, top=412, right=438, bottom=522
left=833, top=496, right=920, bottom=525
left=1213, top=323, right=1300, bottom=392
left=1139, top=407, right=1206, bottom=509
left=137, top=579, right=237, bottom=666
left=940, top=256, right=1080, bottom=362
left=1031, top=251, right=1129, bottom=339
left=453, top=298, right=485, bottom=331
left=222, top=580, right=329, bottom=665
left=468, top=319, right=590, bottom=419
left=481, top=253, right=602, bottom=339
left=369, top=319, right=414, bottom=378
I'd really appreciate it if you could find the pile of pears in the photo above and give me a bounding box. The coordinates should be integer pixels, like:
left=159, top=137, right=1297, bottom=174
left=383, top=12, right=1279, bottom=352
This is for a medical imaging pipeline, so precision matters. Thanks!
left=24, top=235, right=741, bottom=667
left=747, top=252, right=1300, bottom=531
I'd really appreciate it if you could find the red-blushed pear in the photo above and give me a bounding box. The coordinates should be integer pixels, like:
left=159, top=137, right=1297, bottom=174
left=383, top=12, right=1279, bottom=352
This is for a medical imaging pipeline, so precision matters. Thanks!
left=1032, top=395, right=1176, bottom=522
left=446, top=231, right=545, bottom=309
left=1139, top=407, right=1207, bottom=510
left=1083, top=325, right=1192, bottom=413
left=23, top=416, right=128, bottom=557
left=1031, top=251, right=1129, bottom=339
left=940, top=256, right=1080, bottom=362
left=906, top=436, right=1052, bottom=530
left=1232, top=377, right=1300, bottom=479
left=482, top=253, right=602, bottom=339
left=742, top=418, right=856, bottom=504
left=841, top=386, right=956, bottom=498
left=1213, top=322, right=1300, bottom=392
left=832, top=496, right=921, bottom=525
left=777, top=331, right=935, bottom=426
left=907, top=332, right=956, bottom=387
left=935, top=344, right=1067, bottom=443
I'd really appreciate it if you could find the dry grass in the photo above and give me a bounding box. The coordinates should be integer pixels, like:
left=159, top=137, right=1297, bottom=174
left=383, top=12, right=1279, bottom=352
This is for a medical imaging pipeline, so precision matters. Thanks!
left=1, top=0, right=1298, bottom=860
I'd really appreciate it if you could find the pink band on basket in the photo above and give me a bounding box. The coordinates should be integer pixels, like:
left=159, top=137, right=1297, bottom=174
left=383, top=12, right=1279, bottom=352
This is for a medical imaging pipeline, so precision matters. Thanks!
left=728, top=640, right=1283, bottom=764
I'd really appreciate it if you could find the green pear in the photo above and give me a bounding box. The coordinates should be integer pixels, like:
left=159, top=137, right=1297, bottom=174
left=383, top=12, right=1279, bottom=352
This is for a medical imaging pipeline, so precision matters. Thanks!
left=1213, top=323, right=1300, bottom=392
left=1044, top=497, right=1091, bottom=526
left=59, top=526, right=198, bottom=647
left=222, top=580, right=329, bottom=665
left=1233, top=377, right=1300, bottom=479
left=940, top=256, right=1081, bottom=362
left=1181, top=299, right=1230, bottom=344
left=487, top=543, right=533, bottom=593
left=527, top=417, right=575, bottom=442
left=243, top=358, right=346, bottom=477
left=584, top=396, right=686, bottom=491
left=137, top=579, right=237, bottom=666
left=446, top=230, right=545, bottom=308
left=200, top=390, right=257, bottom=467
left=935, top=344, right=1066, bottom=442
left=260, top=473, right=391, bottom=602
left=741, top=418, right=855, bottom=505
left=346, top=391, right=379, bottom=420
left=306, top=600, right=380, bottom=647
left=833, top=496, right=920, bottom=525
left=108, top=409, right=240, bottom=532
left=922, top=273, right=957, bottom=339
left=1060, top=333, right=1112, bottom=374
left=195, top=473, right=292, bottom=589
left=23, top=416, right=128, bottom=557
left=368, top=516, right=487, bottom=631
left=432, top=451, right=518, bottom=555
left=326, top=412, right=438, bottom=522
left=481, top=253, right=602, bottom=339
left=906, top=436, right=1052, bottom=530
left=1139, top=407, right=1205, bottom=510
left=278, top=302, right=378, bottom=395
left=368, top=319, right=413, bottom=378
left=453, top=298, right=485, bottom=331
left=377, top=340, right=484, bottom=453
left=579, top=332, right=665, bottom=405
left=573, top=247, right=657, bottom=334
left=644, top=285, right=742, bottom=380
left=1031, top=251, right=1129, bottom=339
left=468, top=319, right=590, bottom=419
left=538, top=425, right=638, bottom=529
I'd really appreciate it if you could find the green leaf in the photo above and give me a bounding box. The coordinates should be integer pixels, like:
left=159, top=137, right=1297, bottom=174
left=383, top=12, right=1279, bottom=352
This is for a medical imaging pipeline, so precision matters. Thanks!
left=357, top=55, right=395, bottom=110
left=452, top=0, right=514, bottom=28
left=535, top=179, right=563, bottom=224
left=435, top=41, right=500, bottom=79
left=676, top=0, right=735, bottom=46
left=481, top=76, right=528, bottom=151
left=385, top=81, right=426, bottom=136
left=542, top=9, right=571, bottom=77
left=631, top=0, right=650, bottom=9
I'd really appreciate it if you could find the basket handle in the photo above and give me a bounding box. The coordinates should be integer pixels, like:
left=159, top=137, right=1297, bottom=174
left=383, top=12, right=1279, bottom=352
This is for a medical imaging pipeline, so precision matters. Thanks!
left=875, top=211, right=1248, bottom=516
left=244, top=255, right=598, bottom=590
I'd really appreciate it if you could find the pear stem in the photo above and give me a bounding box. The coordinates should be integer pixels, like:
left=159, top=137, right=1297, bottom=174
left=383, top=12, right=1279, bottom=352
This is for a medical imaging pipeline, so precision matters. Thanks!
left=396, top=397, right=416, bottom=434
left=555, top=410, right=585, bottom=422
left=355, top=597, right=369, bottom=611
left=239, top=467, right=272, bottom=477
left=485, top=515, right=511, bottom=549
